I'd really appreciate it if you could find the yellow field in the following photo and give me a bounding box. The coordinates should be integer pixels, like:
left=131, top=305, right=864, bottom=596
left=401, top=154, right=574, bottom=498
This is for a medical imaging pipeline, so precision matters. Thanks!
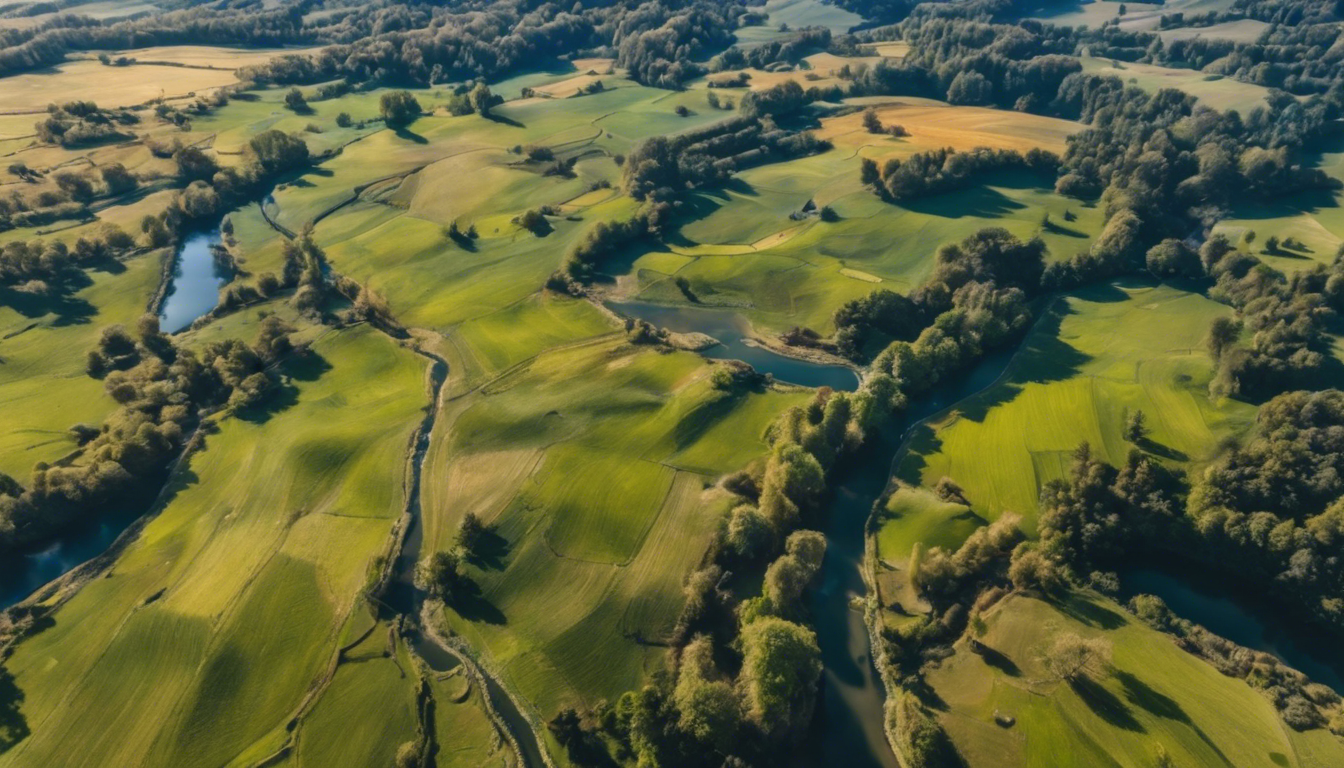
left=74, top=45, right=324, bottom=69
left=1079, top=55, right=1275, bottom=114
left=0, top=61, right=240, bottom=113
left=818, top=102, right=1082, bottom=156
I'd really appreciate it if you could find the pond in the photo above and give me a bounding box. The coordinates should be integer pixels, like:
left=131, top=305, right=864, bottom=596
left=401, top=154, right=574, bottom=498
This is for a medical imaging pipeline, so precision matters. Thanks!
left=605, top=300, right=860, bottom=391
left=0, top=506, right=142, bottom=608
left=159, top=228, right=230, bottom=333
left=1119, top=565, right=1344, bottom=692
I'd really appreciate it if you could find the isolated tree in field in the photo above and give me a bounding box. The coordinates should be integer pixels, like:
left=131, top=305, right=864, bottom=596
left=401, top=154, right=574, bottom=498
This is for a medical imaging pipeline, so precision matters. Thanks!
left=468, top=82, right=496, bottom=116
left=1205, top=316, right=1241, bottom=361
left=457, top=511, right=487, bottom=555
left=860, top=157, right=880, bottom=187
left=1040, top=632, right=1112, bottom=683
left=99, top=163, right=137, bottom=195
left=1243, top=229, right=1256, bottom=247
left=335, top=112, right=352, bottom=128
left=1265, top=235, right=1280, bottom=254
left=417, top=551, right=465, bottom=602
left=283, top=87, right=308, bottom=112
left=380, top=90, right=422, bottom=128
left=173, top=145, right=218, bottom=182
left=1124, top=410, right=1148, bottom=443
left=862, top=107, right=883, bottom=134
left=934, top=476, right=968, bottom=504
left=247, top=130, right=309, bottom=176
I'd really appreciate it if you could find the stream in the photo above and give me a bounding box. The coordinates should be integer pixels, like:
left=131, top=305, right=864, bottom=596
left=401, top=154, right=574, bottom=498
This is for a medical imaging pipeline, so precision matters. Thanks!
left=382, top=353, right=548, bottom=768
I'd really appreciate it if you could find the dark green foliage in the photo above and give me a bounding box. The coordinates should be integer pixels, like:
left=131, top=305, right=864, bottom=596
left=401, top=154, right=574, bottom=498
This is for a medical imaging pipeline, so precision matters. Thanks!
left=246, top=129, right=309, bottom=176
left=379, top=90, right=422, bottom=128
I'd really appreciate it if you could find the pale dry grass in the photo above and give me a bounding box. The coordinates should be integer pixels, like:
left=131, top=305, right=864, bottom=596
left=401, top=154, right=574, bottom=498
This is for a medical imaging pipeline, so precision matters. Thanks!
left=818, top=102, right=1081, bottom=156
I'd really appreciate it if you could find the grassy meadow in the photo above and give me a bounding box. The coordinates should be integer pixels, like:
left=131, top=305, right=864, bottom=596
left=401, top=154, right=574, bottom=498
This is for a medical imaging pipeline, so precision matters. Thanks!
left=927, top=592, right=1344, bottom=768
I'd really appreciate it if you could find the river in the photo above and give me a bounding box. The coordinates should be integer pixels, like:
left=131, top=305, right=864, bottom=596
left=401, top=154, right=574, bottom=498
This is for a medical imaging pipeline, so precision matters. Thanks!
left=159, top=228, right=230, bottom=334
left=605, top=300, right=861, bottom=391
left=806, top=345, right=1019, bottom=768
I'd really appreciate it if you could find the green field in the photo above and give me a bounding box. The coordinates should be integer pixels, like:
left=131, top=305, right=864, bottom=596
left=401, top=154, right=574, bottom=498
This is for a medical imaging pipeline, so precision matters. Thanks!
left=888, top=280, right=1255, bottom=532
left=0, top=323, right=431, bottom=768
left=928, top=592, right=1344, bottom=768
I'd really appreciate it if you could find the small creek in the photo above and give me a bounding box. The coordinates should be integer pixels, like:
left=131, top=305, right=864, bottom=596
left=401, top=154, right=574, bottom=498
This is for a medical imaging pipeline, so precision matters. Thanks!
left=1119, top=565, right=1344, bottom=692
left=606, top=300, right=860, bottom=391
left=159, top=228, right=231, bottom=333
left=384, top=354, right=547, bottom=768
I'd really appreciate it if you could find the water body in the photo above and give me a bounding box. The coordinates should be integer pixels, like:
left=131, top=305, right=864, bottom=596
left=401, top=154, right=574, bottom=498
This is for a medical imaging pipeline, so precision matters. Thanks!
left=159, top=229, right=230, bottom=333
left=383, top=353, right=547, bottom=768
left=0, top=507, right=142, bottom=608
left=808, top=345, right=1018, bottom=768
left=1119, top=565, right=1344, bottom=692
left=606, top=300, right=860, bottom=391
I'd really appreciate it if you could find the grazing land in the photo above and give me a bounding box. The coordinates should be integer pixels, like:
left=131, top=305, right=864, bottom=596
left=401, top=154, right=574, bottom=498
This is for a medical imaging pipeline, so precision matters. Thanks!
left=1, top=0, right=1343, bottom=767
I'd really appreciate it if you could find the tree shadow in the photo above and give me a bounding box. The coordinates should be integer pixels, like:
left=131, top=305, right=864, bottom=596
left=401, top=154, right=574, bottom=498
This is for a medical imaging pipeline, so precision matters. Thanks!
left=1116, top=671, right=1185, bottom=721
left=392, top=127, right=429, bottom=145
left=0, top=664, right=29, bottom=753
left=450, top=578, right=506, bottom=625
left=1070, top=675, right=1144, bottom=732
left=1042, top=219, right=1088, bottom=238
left=974, top=643, right=1021, bottom=677
left=464, top=529, right=510, bottom=571
left=0, top=286, right=96, bottom=324
left=483, top=112, right=524, bottom=128
left=1136, top=437, right=1188, bottom=462
left=898, top=185, right=1027, bottom=220
left=1057, top=594, right=1127, bottom=630
left=235, top=349, right=332, bottom=424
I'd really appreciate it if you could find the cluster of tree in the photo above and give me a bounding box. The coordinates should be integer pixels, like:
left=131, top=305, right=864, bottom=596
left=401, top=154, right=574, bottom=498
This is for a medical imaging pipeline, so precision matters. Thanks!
left=551, top=200, right=673, bottom=286
left=862, top=145, right=1059, bottom=202
left=0, top=314, right=299, bottom=553
left=1027, top=437, right=1344, bottom=728
left=1203, top=237, right=1344, bottom=400
left=34, top=100, right=137, bottom=147
left=835, top=228, right=1044, bottom=374
left=233, top=1, right=746, bottom=92
left=0, top=224, right=133, bottom=309
left=709, top=26, right=832, bottom=73
left=622, top=112, right=830, bottom=202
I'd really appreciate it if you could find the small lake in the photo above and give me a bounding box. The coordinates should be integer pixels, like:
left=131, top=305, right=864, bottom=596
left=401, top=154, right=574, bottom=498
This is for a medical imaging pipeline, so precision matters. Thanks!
left=605, top=300, right=860, bottom=390
left=1119, top=565, right=1344, bottom=692
left=159, top=229, right=229, bottom=333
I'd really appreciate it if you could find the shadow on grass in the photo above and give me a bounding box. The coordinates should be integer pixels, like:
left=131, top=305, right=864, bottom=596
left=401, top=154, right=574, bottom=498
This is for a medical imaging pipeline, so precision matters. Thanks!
left=464, top=529, right=510, bottom=571
left=236, top=349, right=333, bottom=425
left=0, top=286, right=96, bottom=325
left=1070, top=675, right=1144, bottom=732
left=392, top=126, right=429, bottom=145
left=1058, top=594, right=1127, bottom=630
left=898, top=184, right=1027, bottom=220
left=0, top=665, right=29, bottom=753
left=450, top=577, right=506, bottom=625
left=1136, top=436, right=1188, bottom=462
left=483, top=111, right=524, bottom=129
left=975, top=643, right=1021, bottom=677
left=1118, top=670, right=1235, bottom=765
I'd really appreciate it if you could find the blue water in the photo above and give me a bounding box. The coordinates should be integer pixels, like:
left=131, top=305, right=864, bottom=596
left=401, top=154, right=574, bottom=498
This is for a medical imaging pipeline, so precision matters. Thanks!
left=159, top=229, right=228, bottom=333
left=607, top=300, right=861, bottom=390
